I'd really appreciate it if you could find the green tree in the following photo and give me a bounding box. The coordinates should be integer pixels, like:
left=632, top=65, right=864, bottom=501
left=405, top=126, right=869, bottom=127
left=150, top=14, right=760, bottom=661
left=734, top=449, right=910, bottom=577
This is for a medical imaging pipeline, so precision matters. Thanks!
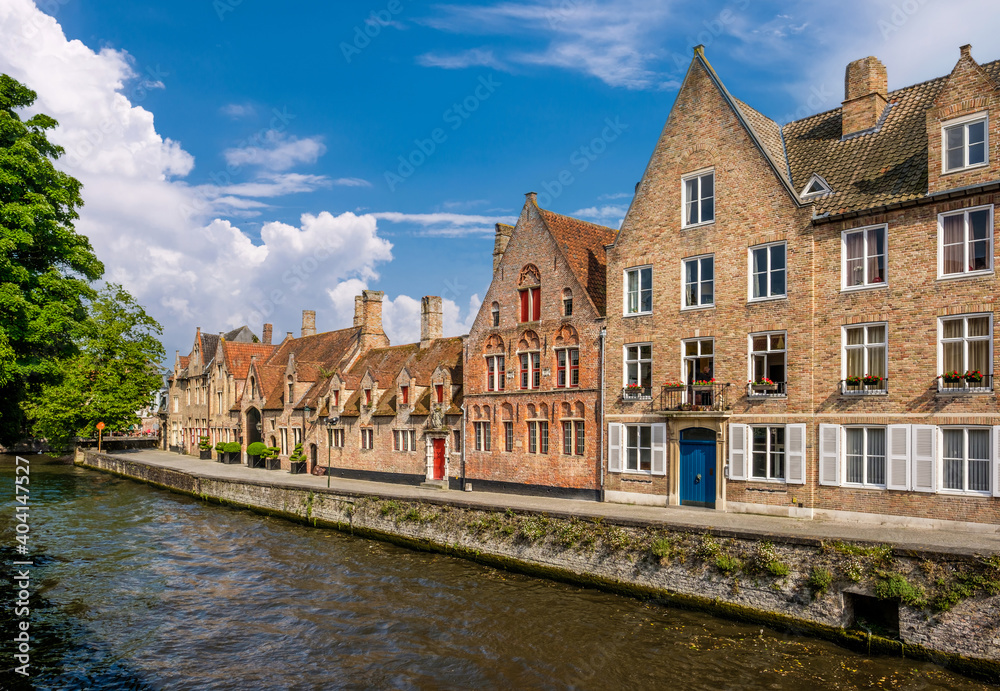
left=0, top=74, right=104, bottom=443
left=25, top=285, right=164, bottom=451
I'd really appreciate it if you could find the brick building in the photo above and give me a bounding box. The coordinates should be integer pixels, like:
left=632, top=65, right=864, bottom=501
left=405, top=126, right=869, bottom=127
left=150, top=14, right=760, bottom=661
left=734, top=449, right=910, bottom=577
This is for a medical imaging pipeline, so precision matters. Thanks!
left=604, top=45, right=1000, bottom=527
left=464, top=194, right=616, bottom=499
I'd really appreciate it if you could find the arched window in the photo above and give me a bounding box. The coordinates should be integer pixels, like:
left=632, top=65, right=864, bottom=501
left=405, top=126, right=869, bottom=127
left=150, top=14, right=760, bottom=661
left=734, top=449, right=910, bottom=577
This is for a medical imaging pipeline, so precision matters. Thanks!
left=491, top=302, right=500, bottom=327
left=517, top=330, right=541, bottom=390
left=250, top=376, right=256, bottom=399
left=518, top=264, right=541, bottom=322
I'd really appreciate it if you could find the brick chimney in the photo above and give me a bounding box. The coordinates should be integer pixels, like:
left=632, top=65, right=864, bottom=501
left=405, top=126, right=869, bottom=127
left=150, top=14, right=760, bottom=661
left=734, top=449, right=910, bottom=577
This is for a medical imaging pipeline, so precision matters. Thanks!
left=842, top=56, right=888, bottom=137
left=301, top=310, right=316, bottom=338
left=262, top=323, right=272, bottom=345
left=353, top=296, right=363, bottom=327
left=420, top=296, right=443, bottom=347
left=356, top=290, right=389, bottom=352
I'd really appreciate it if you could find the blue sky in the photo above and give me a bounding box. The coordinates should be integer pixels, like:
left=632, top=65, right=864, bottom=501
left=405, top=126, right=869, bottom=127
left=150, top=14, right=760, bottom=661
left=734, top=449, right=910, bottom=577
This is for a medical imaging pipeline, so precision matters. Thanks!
left=1, top=0, right=997, bottom=360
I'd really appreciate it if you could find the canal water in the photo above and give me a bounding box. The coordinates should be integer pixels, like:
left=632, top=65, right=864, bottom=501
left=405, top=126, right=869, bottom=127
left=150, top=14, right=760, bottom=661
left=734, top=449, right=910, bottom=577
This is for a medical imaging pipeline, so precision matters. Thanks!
left=0, top=456, right=992, bottom=690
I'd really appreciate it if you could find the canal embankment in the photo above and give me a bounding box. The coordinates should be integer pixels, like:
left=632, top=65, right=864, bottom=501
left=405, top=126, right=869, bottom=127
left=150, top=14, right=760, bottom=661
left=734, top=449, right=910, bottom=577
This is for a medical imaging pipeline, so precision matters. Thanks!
left=77, top=449, right=1000, bottom=681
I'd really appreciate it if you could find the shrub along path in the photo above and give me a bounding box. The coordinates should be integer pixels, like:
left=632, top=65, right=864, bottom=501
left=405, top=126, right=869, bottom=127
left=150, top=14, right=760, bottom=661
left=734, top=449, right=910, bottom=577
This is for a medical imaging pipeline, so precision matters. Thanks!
left=87, top=448, right=999, bottom=557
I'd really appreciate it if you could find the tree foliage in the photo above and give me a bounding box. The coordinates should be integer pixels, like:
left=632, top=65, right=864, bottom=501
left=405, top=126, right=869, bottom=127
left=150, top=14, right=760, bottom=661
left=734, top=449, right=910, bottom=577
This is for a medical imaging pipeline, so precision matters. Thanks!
left=25, top=285, right=164, bottom=451
left=0, top=74, right=104, bottom=443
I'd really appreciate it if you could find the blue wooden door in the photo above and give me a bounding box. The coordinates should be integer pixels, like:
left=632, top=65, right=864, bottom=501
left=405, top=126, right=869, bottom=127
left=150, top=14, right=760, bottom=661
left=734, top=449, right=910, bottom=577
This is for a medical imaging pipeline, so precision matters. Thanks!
left=680, top=429, right=716, bottom=508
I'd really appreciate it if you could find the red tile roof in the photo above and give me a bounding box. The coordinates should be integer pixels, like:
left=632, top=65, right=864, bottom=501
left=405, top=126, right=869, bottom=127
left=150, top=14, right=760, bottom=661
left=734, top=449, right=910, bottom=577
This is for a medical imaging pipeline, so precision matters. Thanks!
left=537, top=208, right=617, bottom=316
left=223, top=342, right=275, bottom=380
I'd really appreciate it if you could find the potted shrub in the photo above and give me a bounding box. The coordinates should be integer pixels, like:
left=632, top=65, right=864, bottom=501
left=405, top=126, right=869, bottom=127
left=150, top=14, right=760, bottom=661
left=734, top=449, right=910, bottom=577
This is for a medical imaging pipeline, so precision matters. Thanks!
left=964, top=370, right=984, bottom=384
left=288, top=442, right=307, bottom=474
left=940, top=370, right=964, bottom=384
left=263, top=446, right=282, bottom=470
left=214, top=442, right=226, bottom=462
left=198, top=436, right=212, bottom=460
left=223, top=441, right=241, bottom=464
left=862, top=374, right=884, bottom=388
left=749, top=377, right=777, bottom=392
left=247, top=441, right=267, bottom=468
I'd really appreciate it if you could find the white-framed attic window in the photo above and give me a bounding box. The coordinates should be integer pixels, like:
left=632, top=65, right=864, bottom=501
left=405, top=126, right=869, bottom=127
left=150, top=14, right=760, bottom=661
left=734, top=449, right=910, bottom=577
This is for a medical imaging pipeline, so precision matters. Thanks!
left=799, top=174, right=832, bottom=200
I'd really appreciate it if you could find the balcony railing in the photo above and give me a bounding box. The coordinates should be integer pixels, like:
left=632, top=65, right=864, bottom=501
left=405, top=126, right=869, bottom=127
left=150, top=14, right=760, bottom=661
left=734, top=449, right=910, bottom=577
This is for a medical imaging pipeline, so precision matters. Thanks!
left=659, top=383, right=729, bottom=412
left=621, top=386, right=653, bottom=401
left=841, top=378, right=889, bottom=395
left=938, top=374, right=994, bottom=394
left=746, top=381, right=787, bottom=398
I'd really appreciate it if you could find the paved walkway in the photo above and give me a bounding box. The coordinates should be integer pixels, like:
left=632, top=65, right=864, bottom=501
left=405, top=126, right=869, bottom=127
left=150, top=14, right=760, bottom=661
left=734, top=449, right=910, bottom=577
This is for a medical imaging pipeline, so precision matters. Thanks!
left=89, top=449, right=1000, bottom=556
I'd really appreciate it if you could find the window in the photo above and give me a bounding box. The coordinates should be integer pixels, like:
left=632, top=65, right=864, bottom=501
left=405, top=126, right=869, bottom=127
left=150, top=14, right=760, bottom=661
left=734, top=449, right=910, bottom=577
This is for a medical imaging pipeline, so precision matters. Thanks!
left=939, top=314, right=992, bottom=388
left=942, top=114, right=987, bottom=172
left=751, top=426, right=785, bottom=480
left=682, top=339, right=713, bottom=385
left=435, top=384, right=444, bottom=403
left=364, top=389, right=372, bottom=405
left=520, top=352, right=540, bottom=390
left=280, top=428, right=287, bottom=455
left=173, top=396, right=178, bottom=413
left=556, top=348, right=579, bottom=387
left=453, top=430, right=461, bottom=452
left=562, top=420, right=584, bottom=456
left=528, top=420, right=549, bottom=454
left=843, top=324, right=886, bottom=385
left=624, top=344, right=652, bottom=389
left=293, top=427, right=302, bottom=445
left=361, top=428, right=374, bottom=449
left=491, top=302, right=500, bottom=327
left=520, top=287, right=541, bottom=322
left=504, top=421, right=514, bottom=452
left=625, top=425, right=652, bottom=472
left=401, top=386, right=409, bottom=405
left=332, top=390, right=340, bottom=407
left=474, top=422, right=491, bottom=451
left=750, top=332, right=786, bottom=388
left=844, top=427, right=886, bottom=487
left=939, top=206, right=993, bottom=277
left=750, top=242, right=786, bottom=300
left=683, top=255, right=714, bottom=308
left=332, top=429, right=344, bottom=448
left=942, top=428, right=991, bottom=493
left=393, top=429, right=416, bottom=452
left=683, top=170, right=715, bottom=227
left=842, top=225, right=886, bottom=288
left=625, top=266, right=652, bottom=315
left=486, top=355, right=505, bottom=391
left=563, top=289, right=573, bottom=316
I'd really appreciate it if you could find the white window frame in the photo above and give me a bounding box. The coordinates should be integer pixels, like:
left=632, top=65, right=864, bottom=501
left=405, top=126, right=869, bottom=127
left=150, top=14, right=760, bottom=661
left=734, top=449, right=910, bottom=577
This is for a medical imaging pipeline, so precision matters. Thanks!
left=749, top=425, right=786, bottom=482
left=841, top=322, right=887, bottom=388
left=937, top=205, right=994, bottom=279
left=842, top=426, right=888, bottom=488
left=681, top=254, right=715, bottom=310
left=681, top=168, right=715, bottom=228
left=519, top=351, right=540, bottom=390
left=624, top=343, right=653, bottom=390
left=624, top=424, right=653, bottom=473
left=748, top=331, right=786, bottom=393
left=361, top=428, right=374, bottom=450
left=748, top=241, right=787, bottom=302
left=624, top=265, right=653, bottom=316
left=474, top=421, right=491, bottom=452
left=939, top=426, right=992, bottom=496
left=279, top=428, right=288, bottom=455
left=937, top=313, right=993, bottom=392
left=941, top=111, right=988, bottom=174
left=841, top=224, right=888, bottom=291
left=682, top=338, right=714, bottom=386
left=485, top=354, right=505, bottom=392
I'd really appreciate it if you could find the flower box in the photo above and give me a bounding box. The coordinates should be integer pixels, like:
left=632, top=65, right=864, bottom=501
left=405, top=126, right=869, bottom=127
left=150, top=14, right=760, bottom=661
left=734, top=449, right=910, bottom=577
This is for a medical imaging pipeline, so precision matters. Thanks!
left=199, top=449, right=212, bottom=460
left=751, top=384, right=777, bottom=392
left=662, top=381, right=685, bottom=391
left=862, top=375, right=884, bottom=387
left=964, top=370, right=984, bottom=384
left=265, top=457, right=281, bottom=470
left=940, top=371, right=964, bottom=384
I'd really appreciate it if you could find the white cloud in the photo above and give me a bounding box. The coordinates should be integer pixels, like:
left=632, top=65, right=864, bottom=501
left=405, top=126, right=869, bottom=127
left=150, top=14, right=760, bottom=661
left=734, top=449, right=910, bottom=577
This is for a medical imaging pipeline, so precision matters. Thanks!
left=332, top=177, right=373, bottom=187
left=571, top=204, right=626, bottom=228
left=223, top=131, right=326, bottom=171
left=220, top=103, right=255, bottom=119
left=372, top=211, right=516, bottom=236
left=417, top=48, right=507, bottom=71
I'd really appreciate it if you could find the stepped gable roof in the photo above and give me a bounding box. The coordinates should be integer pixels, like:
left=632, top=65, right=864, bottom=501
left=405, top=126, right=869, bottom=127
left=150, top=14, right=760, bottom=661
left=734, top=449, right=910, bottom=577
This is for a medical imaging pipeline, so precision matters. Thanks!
left=782, top=59, right=1000, bottom=217
left=536, top=208, right=616, bottom=316
left=222, top=342, right=275, bottom=380
left=409, top=336, right=463, bottom=382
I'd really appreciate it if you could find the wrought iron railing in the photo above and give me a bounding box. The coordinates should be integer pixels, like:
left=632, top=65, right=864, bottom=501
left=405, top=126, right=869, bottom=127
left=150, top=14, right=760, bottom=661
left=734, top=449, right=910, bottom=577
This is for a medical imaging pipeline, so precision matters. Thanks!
left=659, top=383, right=729, bottom=412
left=841, top=378, right=889, bottom=395
left=746, top=381, right=787, bottom=398
left=938, top=374, right=994, bottom=394
left=621, top=386, right=653, bottom=401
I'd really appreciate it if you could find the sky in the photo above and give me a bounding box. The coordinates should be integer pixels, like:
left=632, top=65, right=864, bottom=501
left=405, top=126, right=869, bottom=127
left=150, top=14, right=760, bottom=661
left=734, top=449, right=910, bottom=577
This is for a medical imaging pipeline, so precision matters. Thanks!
left=1, top=0, right=998, bottom=363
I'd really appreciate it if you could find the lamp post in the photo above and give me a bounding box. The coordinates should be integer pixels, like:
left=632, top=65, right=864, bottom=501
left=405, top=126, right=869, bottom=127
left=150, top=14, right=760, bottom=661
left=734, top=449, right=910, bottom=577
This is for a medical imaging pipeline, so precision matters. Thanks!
left=303, top=405, right=310, bottom=472
left=326, top=416, right=338, bottom=488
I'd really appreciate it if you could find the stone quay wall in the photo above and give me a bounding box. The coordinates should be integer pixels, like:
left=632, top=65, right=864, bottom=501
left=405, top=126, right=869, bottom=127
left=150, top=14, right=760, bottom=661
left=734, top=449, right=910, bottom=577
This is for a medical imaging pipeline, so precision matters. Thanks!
left=77, top=450, right=1000, bottom=682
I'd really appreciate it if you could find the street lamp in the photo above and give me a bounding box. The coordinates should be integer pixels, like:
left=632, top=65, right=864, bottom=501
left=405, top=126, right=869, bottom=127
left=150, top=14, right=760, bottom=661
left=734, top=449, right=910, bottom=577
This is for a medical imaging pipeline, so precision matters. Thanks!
left=326, top=416, right=339, bottom=488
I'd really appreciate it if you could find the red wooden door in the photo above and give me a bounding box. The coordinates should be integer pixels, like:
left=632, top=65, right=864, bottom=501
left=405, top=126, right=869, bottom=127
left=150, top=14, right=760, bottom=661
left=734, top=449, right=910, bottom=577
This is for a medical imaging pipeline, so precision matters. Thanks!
left=432, top=439, right=446, bottom=480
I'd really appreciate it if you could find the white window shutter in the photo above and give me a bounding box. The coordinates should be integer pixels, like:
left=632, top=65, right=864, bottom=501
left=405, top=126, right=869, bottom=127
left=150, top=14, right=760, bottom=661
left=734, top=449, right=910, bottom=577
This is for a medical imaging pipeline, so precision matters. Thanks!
left=786, top=423, right=806, bottom=484
left=728, top=423, right=746, bottom=480
left=651, top=424, right=667, bottom=476
left=886, top=424, right=911, bottom=491
left=993, top=426, right=1000, bottom=498
left=608, top=423, right=622, bottom=473
left=818, top=424, right=841, bottom=486
left=911, top=425, right=937, bottom=493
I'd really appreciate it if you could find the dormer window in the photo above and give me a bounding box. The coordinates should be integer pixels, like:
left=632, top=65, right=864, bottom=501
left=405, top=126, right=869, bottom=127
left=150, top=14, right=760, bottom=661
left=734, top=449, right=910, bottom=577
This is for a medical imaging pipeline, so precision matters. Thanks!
left=401, top=385, right=409, bottom=405
left=364, top=389, right=372, bottom=405
left=943, top=113, right=987, bottom=173
left=333, top=390, right=339, bottom=407
left=682, top=169, right=714, bottom=227
left=435, top=384, right=444, bottom=403
left=799, top=174, right=832, bottom=200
